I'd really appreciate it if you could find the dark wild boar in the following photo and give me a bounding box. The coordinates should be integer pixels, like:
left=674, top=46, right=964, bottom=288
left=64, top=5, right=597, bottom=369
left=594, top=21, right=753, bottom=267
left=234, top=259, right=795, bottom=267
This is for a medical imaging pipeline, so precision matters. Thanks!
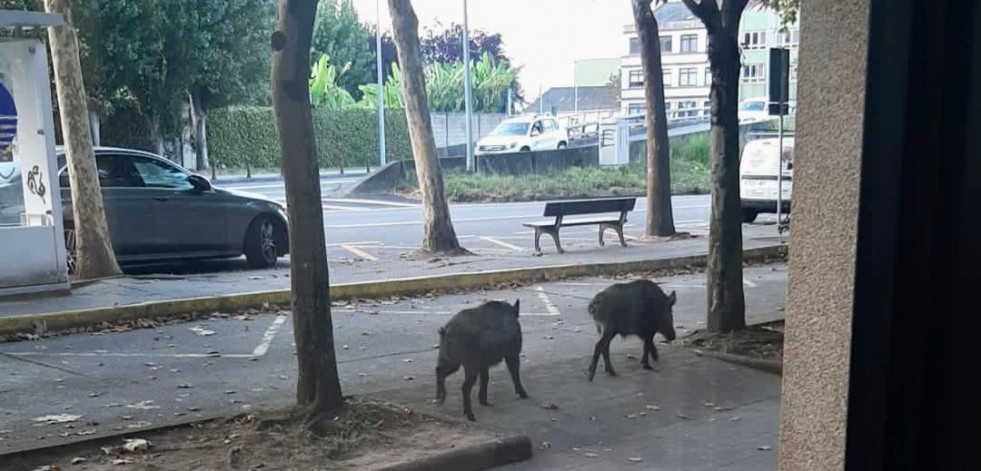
left=587, top=280, right=677, bottom=381
left=435, top=299, right=528, bottom=421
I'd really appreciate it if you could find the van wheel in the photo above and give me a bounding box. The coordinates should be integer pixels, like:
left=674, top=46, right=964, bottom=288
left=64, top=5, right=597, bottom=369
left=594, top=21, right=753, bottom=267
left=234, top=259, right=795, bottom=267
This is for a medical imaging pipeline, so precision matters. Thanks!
left=557, top=141, right=567, bottom=149
left=520, top=146, right=530, bottom=152
left=741, top=209, right=759, bottom=223
left=244, top=215, right=281, bottom=269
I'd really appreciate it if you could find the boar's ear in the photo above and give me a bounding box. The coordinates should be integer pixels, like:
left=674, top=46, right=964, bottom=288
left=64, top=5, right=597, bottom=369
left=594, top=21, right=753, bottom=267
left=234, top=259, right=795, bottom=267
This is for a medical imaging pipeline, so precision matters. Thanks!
left=514, top=299, right=520, bottom=315
left=668, top=291, right=677, bottom=306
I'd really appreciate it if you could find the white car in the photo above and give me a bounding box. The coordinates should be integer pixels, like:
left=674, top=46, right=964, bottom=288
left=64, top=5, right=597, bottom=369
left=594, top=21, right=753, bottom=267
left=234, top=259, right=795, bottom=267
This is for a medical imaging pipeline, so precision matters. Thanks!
left=738, top=99, right=771, bottom=123
left=475, top=115, right=568, bottom=155
left=739, top=137, right=794, bottom=223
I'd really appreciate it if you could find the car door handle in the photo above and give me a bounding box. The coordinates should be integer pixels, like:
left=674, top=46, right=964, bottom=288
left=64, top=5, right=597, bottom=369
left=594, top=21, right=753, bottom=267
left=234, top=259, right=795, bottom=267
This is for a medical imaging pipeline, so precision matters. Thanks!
left=153, top=196, right=170, bottom=202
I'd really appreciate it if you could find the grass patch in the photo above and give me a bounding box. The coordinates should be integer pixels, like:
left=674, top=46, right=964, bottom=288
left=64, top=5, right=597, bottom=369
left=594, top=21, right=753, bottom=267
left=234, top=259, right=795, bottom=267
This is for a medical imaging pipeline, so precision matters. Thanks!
left=399, top=134, right=711, bottom=203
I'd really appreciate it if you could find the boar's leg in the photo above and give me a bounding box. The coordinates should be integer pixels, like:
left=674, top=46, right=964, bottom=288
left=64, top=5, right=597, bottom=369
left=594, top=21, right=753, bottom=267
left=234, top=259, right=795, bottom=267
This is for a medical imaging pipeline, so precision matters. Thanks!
left=478, top=367, right=490, bottom=406
left=505, top=354, right=529, bottom=398
left=462, top=366, right=479, bottom=421
left=642, top=336, right=658, bottom=370
left=436, top=362, right=460, bottom=404
left=588, top=330, right=617, bottom=381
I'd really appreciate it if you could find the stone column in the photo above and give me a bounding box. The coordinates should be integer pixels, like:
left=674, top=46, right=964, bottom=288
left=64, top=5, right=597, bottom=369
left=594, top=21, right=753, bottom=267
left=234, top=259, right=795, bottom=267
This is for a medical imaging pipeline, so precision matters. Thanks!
left=778, top=0, right=870, bottom=469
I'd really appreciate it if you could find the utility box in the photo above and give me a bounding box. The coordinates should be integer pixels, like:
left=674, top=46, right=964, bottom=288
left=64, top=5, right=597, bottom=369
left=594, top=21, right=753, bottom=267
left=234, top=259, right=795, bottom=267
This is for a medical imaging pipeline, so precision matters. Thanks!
left=598, top=117, right=632, bottom=166
left=0, top=12, right=70, bottom=296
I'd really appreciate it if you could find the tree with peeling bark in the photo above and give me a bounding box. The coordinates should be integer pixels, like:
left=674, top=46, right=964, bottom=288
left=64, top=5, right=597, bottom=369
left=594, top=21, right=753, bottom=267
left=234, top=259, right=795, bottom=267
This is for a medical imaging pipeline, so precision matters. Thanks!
left=270, top=0, right=344, bottom=419
left=679, top=0, right=749, bottom=333
left=632, top=0, right=675, bottom=239
left=45, top=0, right=121, bottom=280
left=387, top=0, right=466, bottom=255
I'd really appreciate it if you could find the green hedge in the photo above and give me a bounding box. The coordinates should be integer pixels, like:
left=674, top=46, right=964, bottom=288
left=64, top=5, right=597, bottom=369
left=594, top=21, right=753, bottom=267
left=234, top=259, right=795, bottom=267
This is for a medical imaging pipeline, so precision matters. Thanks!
left=206, top=107, right=413, bottom=169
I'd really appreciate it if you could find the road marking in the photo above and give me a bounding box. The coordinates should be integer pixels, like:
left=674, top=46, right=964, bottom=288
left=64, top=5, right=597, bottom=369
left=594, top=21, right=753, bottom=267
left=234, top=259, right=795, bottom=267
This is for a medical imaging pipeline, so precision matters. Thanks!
left=323, top=204, right=372, bottom=211
left=323, top=198, right=417, bottom=208
left=326, top=214, right=541, bottom=229
left=479, top=236, right=523, bottom=251
left=252, top=314, right=287, bottom=357
left=341, top=245, right=379, bottom=261
left=325, top=240, right=382, bottom=247
left=744, top=279, right=758, bottom=288
left=334, top=308, right=556, bottom=316
left=535, top=286, right=562, bottom=316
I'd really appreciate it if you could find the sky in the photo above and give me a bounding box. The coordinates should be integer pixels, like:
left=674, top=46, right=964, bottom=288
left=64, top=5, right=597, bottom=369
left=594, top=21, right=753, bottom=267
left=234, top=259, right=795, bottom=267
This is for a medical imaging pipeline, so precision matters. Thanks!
left=350, top=0, right=634, bottom=100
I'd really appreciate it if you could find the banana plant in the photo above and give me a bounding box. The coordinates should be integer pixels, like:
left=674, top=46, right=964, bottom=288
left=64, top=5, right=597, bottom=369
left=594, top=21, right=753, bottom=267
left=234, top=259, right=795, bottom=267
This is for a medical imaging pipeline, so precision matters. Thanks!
left=309, top=54, right=356, bottom=110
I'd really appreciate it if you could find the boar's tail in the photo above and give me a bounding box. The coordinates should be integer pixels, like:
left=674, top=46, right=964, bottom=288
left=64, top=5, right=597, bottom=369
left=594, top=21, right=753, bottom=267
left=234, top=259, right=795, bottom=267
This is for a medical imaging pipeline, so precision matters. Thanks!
left=438, top=327, right=446, bottom=337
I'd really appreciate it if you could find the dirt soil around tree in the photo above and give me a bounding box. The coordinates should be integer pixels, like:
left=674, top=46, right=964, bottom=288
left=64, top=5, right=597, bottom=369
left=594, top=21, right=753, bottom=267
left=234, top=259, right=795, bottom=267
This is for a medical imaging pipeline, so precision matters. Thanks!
left=9, top=398, right=499, bottom=471
left=681, top=321, right=784, bottom=362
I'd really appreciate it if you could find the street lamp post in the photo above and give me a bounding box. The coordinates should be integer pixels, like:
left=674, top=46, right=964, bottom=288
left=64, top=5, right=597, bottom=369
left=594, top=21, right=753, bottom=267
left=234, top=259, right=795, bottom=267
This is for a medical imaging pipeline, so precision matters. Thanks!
left=462, top=0, right=475, bottom=172
left=376, top=0, right=386, bottom=169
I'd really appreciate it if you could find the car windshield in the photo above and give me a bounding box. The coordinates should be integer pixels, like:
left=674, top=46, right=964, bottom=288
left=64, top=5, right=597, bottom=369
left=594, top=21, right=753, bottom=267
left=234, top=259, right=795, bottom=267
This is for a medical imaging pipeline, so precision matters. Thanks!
left=491, top=122, right=529, bottom=136
left=740, top=101, right=766, bottom=111
left=0, top=160, right=16, bottom=184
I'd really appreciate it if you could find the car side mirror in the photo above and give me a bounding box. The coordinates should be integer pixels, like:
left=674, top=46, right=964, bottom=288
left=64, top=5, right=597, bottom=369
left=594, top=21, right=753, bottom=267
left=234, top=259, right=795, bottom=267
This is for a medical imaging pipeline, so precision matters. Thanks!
left=188, top=174, right=212, bottom=192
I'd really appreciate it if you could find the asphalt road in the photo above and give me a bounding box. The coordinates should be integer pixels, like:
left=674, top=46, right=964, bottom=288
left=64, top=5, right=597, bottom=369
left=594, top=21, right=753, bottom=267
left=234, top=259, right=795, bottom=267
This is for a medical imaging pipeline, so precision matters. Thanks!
left=0, top=264, right=787, bottom=466
left=222, top=177, right=713, bottom=249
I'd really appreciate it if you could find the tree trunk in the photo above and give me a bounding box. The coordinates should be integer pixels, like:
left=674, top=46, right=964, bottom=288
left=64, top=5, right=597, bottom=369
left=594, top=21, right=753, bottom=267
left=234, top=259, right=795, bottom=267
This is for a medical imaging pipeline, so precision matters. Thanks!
left=148, top=114, right=164, bottom=156
left=45, top=0, right=121, bottom=280
left=704, top=28, right=746, bottom=333
left=189, top=89, right=209, bottom=171
left=271, top=0, right=343, bottom=414
left=632, top=0, right=675, bottom=238
left=388, top=0, right=465, bottom=255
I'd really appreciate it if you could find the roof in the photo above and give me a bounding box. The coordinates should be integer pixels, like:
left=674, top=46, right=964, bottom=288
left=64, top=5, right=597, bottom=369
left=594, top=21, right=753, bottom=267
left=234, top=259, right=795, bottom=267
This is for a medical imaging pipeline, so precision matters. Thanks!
left=653, top=1, right=697, bottom=23
left=526, top=86, right=619, bottom=114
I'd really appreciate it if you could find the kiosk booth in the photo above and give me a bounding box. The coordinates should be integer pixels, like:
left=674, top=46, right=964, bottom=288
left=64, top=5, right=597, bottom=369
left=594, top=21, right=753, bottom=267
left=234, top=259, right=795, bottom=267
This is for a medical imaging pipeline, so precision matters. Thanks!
left=0, top=11, right=69, bottom=296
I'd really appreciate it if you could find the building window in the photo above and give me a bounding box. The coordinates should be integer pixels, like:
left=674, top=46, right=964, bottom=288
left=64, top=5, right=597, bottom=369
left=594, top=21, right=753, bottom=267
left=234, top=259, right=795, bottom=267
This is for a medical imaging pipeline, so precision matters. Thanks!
left=742, top=63, right=766, bottom=83
left=704, top=68, right=712, bottom=86
left=663, top=70, right=672, bottom=88
left=679, top=68, right=697, bottom=87
left=659, top=35, right=672, bottom=53
left=629, top=37, right=640, bottom=55
left=703, top=100, right=712, bottom=117
left=777, top=29, right=800, bottom=46
left=628, top=70, right=643, bottom=88
left=742, top=31, right=766, bottom=50
left=680, top=34, right=698, bottom=53
left=789, top=61, right=798, bottom=82
left=677, top=100, right=699, bottom=118
left=628, top=103, right=645, bottom=115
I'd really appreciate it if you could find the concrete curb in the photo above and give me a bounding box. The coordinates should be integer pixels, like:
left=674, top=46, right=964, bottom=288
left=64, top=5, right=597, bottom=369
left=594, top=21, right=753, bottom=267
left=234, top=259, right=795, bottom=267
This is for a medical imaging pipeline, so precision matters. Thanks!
left=376, top=435, right=533, bottom=471
left=0, top=245, right=787, bottom=337
left=693, top=349, right=783, bottom=376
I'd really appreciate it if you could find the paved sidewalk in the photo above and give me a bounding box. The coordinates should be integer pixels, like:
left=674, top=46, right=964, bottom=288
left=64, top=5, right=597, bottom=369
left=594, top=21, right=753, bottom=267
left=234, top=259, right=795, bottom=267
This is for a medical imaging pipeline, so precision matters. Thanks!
left=0, top=225, right=786, bottom=319
left=0, top=265, right=786, bottom=470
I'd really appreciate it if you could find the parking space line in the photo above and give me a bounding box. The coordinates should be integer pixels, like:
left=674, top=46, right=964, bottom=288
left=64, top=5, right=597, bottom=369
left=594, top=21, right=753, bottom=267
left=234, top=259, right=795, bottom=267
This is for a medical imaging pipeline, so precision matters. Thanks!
left=478, top=236, right=523, bottom=252
left=323, top=204, right=371, bottom=211
left=335, top=308, right=556, bottom=316
left=323, top=198, right=417, bottom=208
left=535, top=286, right=562, bottom=316
left=341, top=245, right=379, bottom=261
left=252, top=314, right=287, bottom=357
left=325, top=241, right=382, bottom=247
left=3, top=352, right=255, bottom=359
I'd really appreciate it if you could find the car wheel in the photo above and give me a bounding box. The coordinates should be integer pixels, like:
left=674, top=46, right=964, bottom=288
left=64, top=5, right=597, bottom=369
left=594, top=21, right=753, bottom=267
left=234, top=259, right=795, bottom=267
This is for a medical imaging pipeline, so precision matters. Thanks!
left=741, top=208, right=759, bottom=223
left=520, top=146, right=530, bottom=152
left=64, top=225, right=76, bottom=276
left=244, top=215, right=280, bottom=269
left=557, top=141, right=567, bottom=149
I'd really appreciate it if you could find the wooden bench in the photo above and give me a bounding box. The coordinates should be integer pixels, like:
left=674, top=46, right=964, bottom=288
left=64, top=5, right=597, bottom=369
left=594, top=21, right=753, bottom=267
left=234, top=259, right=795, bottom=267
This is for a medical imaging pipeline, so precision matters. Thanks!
left=523, top=197, right=637, bottom=253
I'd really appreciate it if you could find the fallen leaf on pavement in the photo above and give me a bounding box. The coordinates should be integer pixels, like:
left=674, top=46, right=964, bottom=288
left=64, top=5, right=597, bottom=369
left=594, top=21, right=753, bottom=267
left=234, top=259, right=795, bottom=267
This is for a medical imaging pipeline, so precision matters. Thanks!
left=190, top=326, right=216, bottom=336
left=645, top=404, right=660, bottom=411
left=403, top=376, right=415, bottom=381
left=126, top=401, right=159, bottom=410
left=78, top=429, right=96, bottom=436
left=539, top=441, right=551, bottom=450
left=539, top=401, right=559, bottom=410
left=111, top=458, right=133, bottom=465
left=71, top=457, right=87, bottom=464
left=628, top=457, right=643, bottom=463
left=32, top=414, right=81, bottom=425
left=758, top=445, right=772, bottom=451
left=583, top=452, right=599, bottom=458
left=123, top=438, right=151, bottom=452
left=178, top=383, right=193, bottom=389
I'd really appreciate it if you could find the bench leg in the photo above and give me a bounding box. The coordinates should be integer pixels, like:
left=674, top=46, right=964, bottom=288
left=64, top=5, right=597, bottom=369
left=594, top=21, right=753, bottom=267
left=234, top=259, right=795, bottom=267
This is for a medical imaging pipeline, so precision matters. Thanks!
left=615, top=225, right=627, bottom=247
left=533, top=228, right=543, bottom=253
left=543, top=228, right=564, bottom=254
left=598, top=226, right=606, bottom=246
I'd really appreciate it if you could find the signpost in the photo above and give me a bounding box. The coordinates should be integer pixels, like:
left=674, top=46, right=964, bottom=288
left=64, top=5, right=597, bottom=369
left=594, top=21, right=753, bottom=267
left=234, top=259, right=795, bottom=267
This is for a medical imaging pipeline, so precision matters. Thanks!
left=768, top=47, right=790, bottom=233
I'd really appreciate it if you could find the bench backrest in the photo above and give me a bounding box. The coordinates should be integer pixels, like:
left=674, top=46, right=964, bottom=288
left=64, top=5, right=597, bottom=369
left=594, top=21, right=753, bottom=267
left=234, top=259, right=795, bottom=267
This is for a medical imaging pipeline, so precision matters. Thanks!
left=543, top=197, right=637, bottom=217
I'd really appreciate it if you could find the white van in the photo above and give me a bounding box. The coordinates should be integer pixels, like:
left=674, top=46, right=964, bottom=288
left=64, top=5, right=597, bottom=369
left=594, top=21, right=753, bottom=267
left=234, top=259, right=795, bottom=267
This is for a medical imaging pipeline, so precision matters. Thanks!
left=739, top=137, right=794, bottom=223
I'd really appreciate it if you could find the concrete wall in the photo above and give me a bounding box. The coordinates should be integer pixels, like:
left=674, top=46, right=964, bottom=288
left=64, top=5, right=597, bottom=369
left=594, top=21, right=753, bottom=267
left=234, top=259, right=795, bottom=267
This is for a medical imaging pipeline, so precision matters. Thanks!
left=778, top=0, right=870, bottom=469
left=476, top=147, right=599, bottom=176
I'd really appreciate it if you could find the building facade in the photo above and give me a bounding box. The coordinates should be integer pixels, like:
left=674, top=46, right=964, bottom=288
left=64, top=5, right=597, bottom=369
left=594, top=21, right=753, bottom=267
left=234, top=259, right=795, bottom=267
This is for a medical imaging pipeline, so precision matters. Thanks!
left=619, top=0, right=800, bottom=118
